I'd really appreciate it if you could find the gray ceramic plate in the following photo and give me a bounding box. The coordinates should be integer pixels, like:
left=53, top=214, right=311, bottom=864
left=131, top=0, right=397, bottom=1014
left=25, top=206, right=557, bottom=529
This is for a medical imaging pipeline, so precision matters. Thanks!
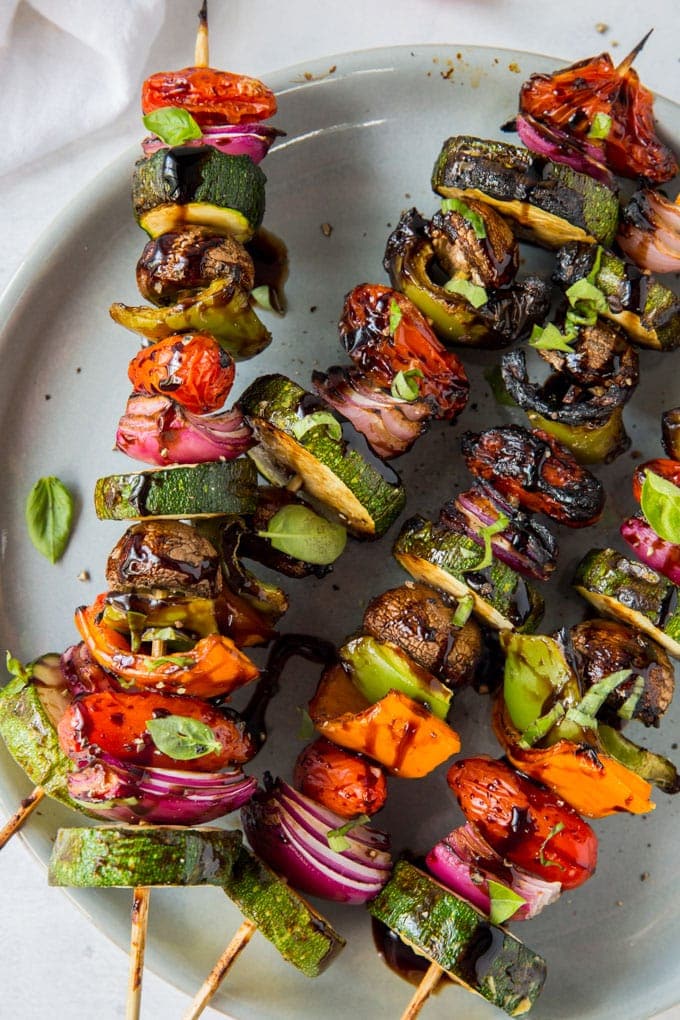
left=1, top=44, right=679, bottom=1020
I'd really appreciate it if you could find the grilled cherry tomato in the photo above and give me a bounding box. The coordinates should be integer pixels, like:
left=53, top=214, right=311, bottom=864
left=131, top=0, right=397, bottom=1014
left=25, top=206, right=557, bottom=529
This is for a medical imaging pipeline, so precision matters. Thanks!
left=58, top=690, right=254, bottom=771
left=447, top=756, right=598, bottom=889
left=127, top=333, right=235, bottom=414
left=339, top=283, right=469, bottom=420
left=293, top=738, right=388, bottom=818
left=632, top=458, right=680, bottom=503
left=142, top=67, right=277, bottom=126
left=75, top=594, right=259, bottom=699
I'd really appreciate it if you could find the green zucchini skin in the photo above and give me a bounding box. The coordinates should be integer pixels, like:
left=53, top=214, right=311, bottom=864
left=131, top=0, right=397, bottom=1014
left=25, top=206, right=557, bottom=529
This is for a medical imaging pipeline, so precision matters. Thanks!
left=238, top=374, right=406, bottom=538
left=394, top=515, right=544, bottom=633
left=0, top=668, right=77, bottom=808
left=48, top=826, right=243, bottom=888
left=94, top=459, right=258, bottom=520
left=574, top=548, right=680, bottom=658
left=368, top=861, right=546, bottom=1016
left=553, top=242, right=680, bottom=351
left=222, top=845, right=346, bottom=977
left=432, top=136, right=619, bottom=249
left=132, top=148, right=266, bottom=239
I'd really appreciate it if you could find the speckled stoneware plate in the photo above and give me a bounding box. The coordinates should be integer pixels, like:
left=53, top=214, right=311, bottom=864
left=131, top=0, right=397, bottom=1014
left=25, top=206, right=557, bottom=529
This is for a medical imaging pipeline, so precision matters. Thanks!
left=1, top=44, right=679, bottom=1020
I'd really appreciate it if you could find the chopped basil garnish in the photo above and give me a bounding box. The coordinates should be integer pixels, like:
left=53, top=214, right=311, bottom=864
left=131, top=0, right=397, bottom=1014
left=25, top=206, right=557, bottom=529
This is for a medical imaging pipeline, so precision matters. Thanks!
left=258, top=504, right=347, bottom=565
left=146, top=714, right=222, bottom=760
left=529, top=322, right=576, bottom=353
left=465, top=514, right=510, bottom=572
left=140, top=626, right=194, bottom=651
left=251, top=284, right=276, bottom=312
left=452, top=594, right=474, bottom=627
left=518, top=702, right=566, bottom=749
left=617, top=675, right=645, bottom=721
left=291, top=411, right=343, bottom=442
left=148, top=654, right=196, bottom=668
left=444, top=277, right=488, bottom=309
left=389, top=298, right=403, bottom=333
left=588, top=112, right=612, bottom=140
left=391, top=368, right=424, bottom=402
left=142, top=106, right=202, bottom=145
left=538, top=822, right=566, bottom=869
left=441, top=197, right=487, bottom=239
left=5, top=652, right=32, bottom=683
left=487, top=879, right=526, bottom=925
left=565, top=669, right=633, bottom=730
left=641, top=470, right=680, bottom=544
left=25, top=476, right=74, bottom=564
left=484, top=363, right=517, bottom=407
left=326, top=814, right=370, bottom=852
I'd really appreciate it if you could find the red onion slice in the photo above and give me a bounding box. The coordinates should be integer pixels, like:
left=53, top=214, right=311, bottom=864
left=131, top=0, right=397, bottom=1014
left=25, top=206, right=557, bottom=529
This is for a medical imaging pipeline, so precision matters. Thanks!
left=620, top=514, right=680, bottom=586
left=516, top=114, right=615, bottom=187
left=141, top=123, right=285, bottom=163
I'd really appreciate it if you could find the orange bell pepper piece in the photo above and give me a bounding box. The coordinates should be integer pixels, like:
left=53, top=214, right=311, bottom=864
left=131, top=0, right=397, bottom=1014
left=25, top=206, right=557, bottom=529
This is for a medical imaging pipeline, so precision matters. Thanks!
left=492, top=696, right=654, bottom=818
left=75, top=594, right=258, bottom=698
left=309, top=663, right=460, bottom=778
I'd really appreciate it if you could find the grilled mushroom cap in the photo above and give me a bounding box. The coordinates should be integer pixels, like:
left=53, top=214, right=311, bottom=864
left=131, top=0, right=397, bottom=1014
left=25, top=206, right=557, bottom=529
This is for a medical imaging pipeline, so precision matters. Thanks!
left=136, top=226, right=255, bottom=305
left=568, top=617, right=675, bottom=727
left=362, top=581, right=483, bottom=689
left=428, top=200, right=519, bottom=289
left=105, top=520, right=222, bottom=597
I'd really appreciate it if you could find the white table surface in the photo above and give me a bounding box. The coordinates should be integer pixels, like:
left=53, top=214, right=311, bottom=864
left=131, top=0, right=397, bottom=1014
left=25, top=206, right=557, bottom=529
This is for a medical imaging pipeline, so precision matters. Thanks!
left=1, top=1, right=680, bottom=1018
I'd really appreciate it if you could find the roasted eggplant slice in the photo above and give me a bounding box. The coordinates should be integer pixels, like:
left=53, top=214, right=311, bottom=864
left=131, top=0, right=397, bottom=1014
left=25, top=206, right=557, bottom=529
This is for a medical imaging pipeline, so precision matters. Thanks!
left=662, top=408, right=680, bottom=460
left=574, top=548, right=680, bottom=659
left=383, top=208, right=551, bottom=348
left=552, top=242, right=680, bottom=351
left=568, top=618, right=675, bottom=728
left=432, top=136, right=620, bottom=248
left=393, top=514, right=544, bottom=633
left=362, top=582, right=483, bottom=689
left=461, top=425, right=605, bottom=527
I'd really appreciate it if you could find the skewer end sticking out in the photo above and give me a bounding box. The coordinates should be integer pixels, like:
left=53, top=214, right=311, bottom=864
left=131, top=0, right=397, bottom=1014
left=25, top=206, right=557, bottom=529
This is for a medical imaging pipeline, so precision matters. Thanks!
left=195, top=1, right=209, bottom=68
left=183, top=918, right=258, bottom=1020
left=126, top=885, right=151, bottom=1020
left=0, top=786, right=45, bottom=850
left=400, top=961, right=444, bottom=1020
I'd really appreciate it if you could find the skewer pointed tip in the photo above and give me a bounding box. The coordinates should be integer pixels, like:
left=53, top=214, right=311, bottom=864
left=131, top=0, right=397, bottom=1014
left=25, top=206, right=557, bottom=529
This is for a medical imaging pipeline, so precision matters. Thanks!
left=616, top=28, right=654, bottom=75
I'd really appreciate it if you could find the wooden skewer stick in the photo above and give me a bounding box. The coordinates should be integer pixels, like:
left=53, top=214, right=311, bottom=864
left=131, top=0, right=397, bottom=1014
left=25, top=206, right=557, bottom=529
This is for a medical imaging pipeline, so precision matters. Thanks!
left=182, top=918, right=258, bottom=1020
left=400, top=962, right=444, bottom=1020
left=195, top=0, right=209, bottom=68
left=0, top=786, right=46, bottom=849
left=126, top=886, right=152, bottom=1020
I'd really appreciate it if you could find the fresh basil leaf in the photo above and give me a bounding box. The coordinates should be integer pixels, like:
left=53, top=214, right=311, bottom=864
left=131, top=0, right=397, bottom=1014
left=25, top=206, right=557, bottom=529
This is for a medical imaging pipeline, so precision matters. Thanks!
left=326, top=814, right=370, bottom=852
left=258, top=505, right=347, bottom=565
left=291, top=411, right=343, bottom=442
left=618, top=675, right=645, bottom=721
left=444, top=277, right=488, bottom=309
left=25, top=476, right=74, bottom=564
left=389, top=298, right=403, bottom=334
left=452, top=594, right=474, bottom=627
left=146, top=714, right=222, bottom=760
left=440, top=197, right=487, bottom=239
left=487, top=879, right=526, bottom=925
left=566, top=278, right=608, bottom=315
left=641, top=470, right=680, bottom=544
left=529, top=323, right=575, bottom=353
left=466, top=514, right=510, bottom=572
left=391, top=368, right=424, bottom=402
left=142, top=107, right=202, bottom=145
left=538, top=822, right=566, bottom=869
left=588, top=112, right=612, bottom=140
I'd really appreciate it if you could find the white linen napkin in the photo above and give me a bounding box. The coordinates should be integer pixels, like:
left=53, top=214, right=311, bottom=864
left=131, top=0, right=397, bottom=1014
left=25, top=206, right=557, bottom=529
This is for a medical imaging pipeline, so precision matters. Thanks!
left=0, top=0, right=166, bottom=177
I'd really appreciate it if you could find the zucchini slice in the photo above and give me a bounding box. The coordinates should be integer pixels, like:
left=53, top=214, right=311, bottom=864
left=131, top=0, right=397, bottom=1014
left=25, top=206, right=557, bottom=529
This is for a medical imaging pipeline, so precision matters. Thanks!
left=368, top=860, right=546, bottom=1016
left=432, top=136, right=619, bottom=249
left=222, top=845, right=346, bottom=977
left=48, top=825, right=243, bottom=887
left=94, top=459, right=258, bottom=521
left=552, top=242, right=680, bottom=352
left=0, top=661, right=78, bottom=809
left=574, top=548, right=680, bottom=659
left=393, top=515, right=544, bottom=633
left=132, top=148, right=266, bottom=241
left=238, top=374, right=406, bottom=538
